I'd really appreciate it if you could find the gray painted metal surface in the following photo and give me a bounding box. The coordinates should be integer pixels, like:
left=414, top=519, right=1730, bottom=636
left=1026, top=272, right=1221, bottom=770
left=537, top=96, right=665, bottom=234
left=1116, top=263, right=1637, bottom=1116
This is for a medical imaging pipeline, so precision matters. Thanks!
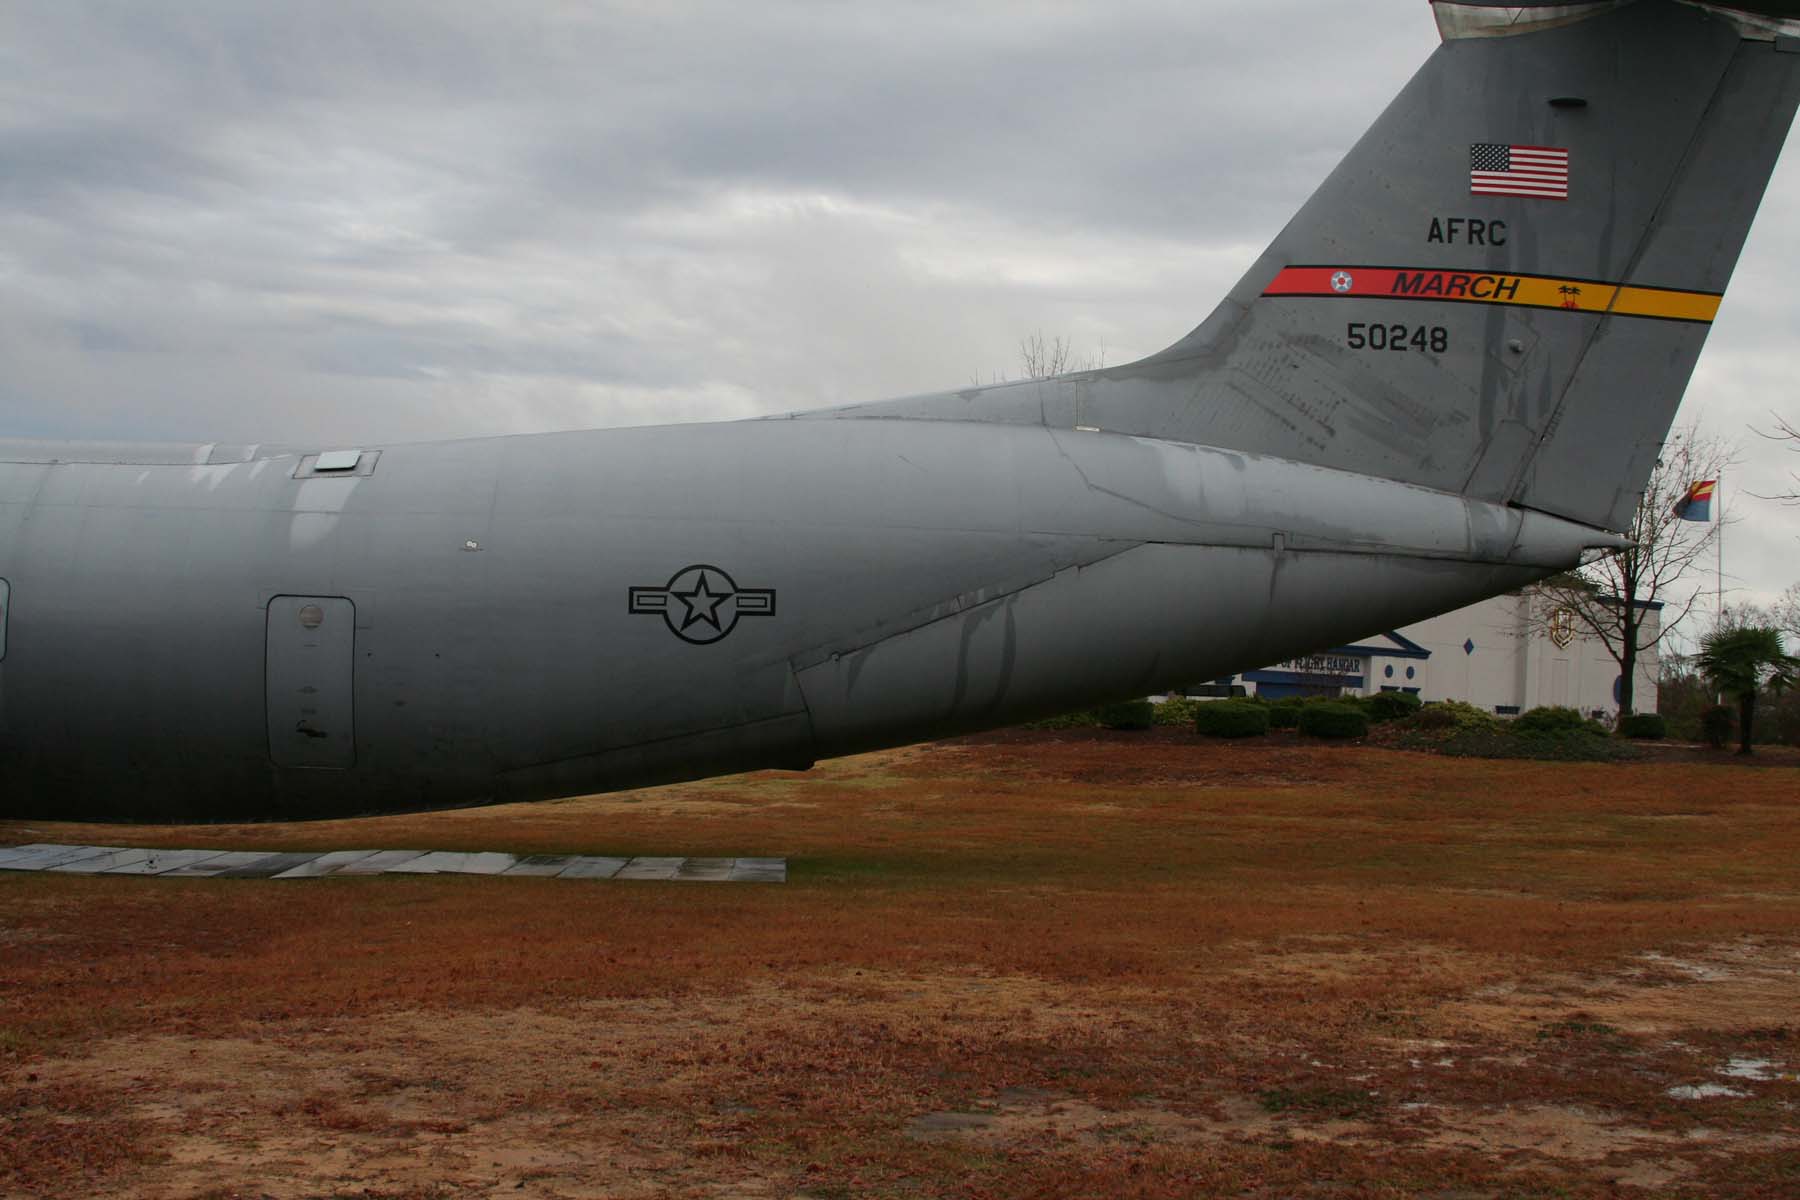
left=813, top=3, right=1800, bottom=537
left=266, top=595, right=357, bottom=770
left=0, top=845, right=786, bottom=882
left=0, top=2, right=1793, bottom=823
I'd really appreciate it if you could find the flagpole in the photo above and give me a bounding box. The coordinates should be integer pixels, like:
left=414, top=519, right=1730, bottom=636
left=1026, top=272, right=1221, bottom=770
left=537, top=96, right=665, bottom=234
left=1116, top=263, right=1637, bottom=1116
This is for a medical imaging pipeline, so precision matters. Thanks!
left=1716, top=472, right=1723, bottom=631
left=1716, top=473, right=1725, bottom=709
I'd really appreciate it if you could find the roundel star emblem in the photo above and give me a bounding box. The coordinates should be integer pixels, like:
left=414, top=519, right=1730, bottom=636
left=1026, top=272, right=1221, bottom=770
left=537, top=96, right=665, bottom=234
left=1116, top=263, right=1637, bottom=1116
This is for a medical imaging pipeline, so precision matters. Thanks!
left=628, top=564, right=777, bottom=645
left=1330, top=270, right=1355, bottom=294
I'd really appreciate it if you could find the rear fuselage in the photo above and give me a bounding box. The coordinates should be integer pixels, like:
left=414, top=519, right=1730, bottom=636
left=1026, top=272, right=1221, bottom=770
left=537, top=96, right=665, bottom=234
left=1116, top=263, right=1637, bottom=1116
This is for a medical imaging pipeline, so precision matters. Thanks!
left=0, top=419, right=1587, bottom=821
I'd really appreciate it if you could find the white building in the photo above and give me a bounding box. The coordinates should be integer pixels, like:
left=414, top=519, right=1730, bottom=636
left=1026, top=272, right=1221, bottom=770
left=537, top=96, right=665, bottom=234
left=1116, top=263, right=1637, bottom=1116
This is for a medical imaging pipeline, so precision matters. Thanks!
left=1205, top=589, right=1660, bottom=720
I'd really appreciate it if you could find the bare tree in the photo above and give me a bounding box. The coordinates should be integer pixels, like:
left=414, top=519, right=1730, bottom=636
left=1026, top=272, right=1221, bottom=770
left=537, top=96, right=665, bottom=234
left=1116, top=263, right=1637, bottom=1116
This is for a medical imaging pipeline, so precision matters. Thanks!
left=1017, top=331, right=1104, bottom=381
left=971, top=334, right=1105, bottom=387
left=1776, top=581, right=1800, bottom=640
left=1719, top=599, right=1779, bottom=632
left=1527, top=423, right=1737, bottom=719
left=1754, top=413, right=1799, bottom=504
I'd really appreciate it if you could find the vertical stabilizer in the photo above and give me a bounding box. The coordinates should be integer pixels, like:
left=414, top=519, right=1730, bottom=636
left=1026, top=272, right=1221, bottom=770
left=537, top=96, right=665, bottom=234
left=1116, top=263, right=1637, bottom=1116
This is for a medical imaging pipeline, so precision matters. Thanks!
left=815, top=1, right=1800, bottom=534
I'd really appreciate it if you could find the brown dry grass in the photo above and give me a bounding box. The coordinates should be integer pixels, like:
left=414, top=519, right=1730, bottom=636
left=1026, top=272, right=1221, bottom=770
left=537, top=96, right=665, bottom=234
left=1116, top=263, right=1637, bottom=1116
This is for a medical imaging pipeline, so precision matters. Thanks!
left=3, top=731, right=1798, bottom=1198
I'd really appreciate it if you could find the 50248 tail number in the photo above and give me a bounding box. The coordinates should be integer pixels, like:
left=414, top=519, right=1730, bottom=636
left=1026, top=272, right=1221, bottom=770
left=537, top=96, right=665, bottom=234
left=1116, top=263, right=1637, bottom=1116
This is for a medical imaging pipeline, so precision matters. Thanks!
left=1347, top=323, right=1448, bottom=353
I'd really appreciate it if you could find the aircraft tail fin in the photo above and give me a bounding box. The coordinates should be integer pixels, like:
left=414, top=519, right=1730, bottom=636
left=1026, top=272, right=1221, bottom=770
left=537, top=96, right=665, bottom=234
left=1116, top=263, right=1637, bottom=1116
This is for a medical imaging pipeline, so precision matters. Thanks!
left=816, top=1, right=1800, bottom=534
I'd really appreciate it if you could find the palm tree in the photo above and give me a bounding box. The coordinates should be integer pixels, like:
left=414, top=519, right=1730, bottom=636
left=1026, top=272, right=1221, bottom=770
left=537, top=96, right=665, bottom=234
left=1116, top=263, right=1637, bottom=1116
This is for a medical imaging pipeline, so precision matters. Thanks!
left=1697, top=626, right=1798, bottom=755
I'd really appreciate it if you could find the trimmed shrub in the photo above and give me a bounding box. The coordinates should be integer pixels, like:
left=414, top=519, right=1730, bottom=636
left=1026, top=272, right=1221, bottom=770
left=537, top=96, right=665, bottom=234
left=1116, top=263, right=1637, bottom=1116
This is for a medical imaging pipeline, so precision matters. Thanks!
left=1513, top=706, right=1595, bottom=737
left=1095, top=700, right=1154, bottom=731
left=1193, top=700, right=1270, bottom=738
left=1618, top=712, right=1666, bottom=740
left=1701, top=704, right=1734, bottom=750
left=1151, top=697, right=1204, bottom=727
left=1021, top=710, right=1101, bottom=730
left=1266, top=703, right=1302, bottom=729
left=1422, top=727, right=1642, bottom=762
left=1298, top=702, right=1368, bottom=739
left=1362, top=691, right=1424, bottom=723
left=1412, top=700, right=1501, bottom=733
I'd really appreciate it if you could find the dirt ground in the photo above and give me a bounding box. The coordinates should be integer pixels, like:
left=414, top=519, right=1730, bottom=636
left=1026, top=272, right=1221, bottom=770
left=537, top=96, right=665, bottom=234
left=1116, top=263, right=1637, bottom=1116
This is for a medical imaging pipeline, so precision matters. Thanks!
left=3, top=730, right=1798, bottom=1199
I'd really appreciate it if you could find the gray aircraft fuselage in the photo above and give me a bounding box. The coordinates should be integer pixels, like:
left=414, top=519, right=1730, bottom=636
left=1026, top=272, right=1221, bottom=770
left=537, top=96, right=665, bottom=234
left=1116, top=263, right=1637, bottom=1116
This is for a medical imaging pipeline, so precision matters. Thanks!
left=0, top=421, right=1607, bottom=820
left=3, top=0, right=1798, bottom=822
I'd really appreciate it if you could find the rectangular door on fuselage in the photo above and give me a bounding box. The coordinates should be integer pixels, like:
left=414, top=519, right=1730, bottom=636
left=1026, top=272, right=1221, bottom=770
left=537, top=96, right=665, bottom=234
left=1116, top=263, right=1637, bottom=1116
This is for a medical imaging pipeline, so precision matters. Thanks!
left=266, top=595, right=356, bottom=769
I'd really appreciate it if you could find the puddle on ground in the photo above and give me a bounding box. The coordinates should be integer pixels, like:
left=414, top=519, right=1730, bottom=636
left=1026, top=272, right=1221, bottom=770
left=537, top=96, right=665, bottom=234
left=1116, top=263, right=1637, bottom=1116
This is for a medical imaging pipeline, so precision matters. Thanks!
left=1639, top=951, right=1736, bottom=983
left=1717, top=1057, right=1783, bottom=1081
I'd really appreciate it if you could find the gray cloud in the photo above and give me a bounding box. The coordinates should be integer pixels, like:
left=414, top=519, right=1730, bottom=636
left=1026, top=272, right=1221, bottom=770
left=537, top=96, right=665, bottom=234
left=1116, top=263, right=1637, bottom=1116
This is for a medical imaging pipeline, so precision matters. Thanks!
left=0, top=0, right=1793, bottom=608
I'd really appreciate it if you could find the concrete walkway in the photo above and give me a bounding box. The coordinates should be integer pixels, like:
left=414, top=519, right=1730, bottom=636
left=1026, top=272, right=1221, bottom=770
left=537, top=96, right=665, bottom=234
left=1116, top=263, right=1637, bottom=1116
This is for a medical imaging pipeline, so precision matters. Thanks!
left=0, top=843, right=785, bottom=882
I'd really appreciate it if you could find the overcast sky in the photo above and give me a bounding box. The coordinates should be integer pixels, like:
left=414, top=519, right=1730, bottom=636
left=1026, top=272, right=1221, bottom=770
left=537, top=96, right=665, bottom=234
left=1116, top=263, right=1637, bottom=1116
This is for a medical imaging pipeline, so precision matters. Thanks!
left=2, top=1, right=1794, bottom=617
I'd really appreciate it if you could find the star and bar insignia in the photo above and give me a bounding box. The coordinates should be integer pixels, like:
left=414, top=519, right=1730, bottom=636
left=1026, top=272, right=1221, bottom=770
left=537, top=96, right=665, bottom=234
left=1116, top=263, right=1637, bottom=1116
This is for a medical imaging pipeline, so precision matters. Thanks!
left=629, top=565, right=777, bottom=645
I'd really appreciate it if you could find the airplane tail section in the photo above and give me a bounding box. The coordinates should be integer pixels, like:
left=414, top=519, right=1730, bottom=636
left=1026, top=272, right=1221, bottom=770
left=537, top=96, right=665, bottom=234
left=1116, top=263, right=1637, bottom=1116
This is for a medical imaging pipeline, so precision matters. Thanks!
left=815, top=1, right=1800, bottom=535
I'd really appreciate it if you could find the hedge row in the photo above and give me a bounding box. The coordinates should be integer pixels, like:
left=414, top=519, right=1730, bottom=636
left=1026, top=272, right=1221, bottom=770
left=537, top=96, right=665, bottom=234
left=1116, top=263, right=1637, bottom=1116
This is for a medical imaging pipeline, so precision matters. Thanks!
left=1513, top=705, right=1609, bottom=738
left=1297, top=702, right=1368, bottom=739
left=1618, top=712, right=1666, bottom=740
left=1190, top=697, right=1376, bottom=740
left=1094, top=700, right=1155, bottom=731
left=1192, top=701, right=1269, bottom=738
left=1042, top=694, right=1676, bottom=749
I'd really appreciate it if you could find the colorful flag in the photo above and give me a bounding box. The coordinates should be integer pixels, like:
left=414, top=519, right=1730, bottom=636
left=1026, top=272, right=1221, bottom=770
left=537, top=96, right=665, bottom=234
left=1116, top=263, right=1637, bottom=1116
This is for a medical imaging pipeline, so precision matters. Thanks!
left=1674, top=479, right=1716, bottom=522
left=1471, top=143, right=1570, bottom=199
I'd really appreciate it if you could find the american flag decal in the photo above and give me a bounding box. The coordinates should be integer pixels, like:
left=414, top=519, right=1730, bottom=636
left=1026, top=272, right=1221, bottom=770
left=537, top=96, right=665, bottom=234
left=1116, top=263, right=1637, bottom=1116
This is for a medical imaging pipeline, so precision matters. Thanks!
left=1470, top=143, right=1569, bottom=200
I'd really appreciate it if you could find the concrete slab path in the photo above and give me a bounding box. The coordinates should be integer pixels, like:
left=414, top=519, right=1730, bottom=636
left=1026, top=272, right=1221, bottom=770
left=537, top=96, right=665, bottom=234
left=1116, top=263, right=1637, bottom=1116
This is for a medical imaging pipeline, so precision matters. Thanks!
left=0, top=843, right=785, bottom=882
